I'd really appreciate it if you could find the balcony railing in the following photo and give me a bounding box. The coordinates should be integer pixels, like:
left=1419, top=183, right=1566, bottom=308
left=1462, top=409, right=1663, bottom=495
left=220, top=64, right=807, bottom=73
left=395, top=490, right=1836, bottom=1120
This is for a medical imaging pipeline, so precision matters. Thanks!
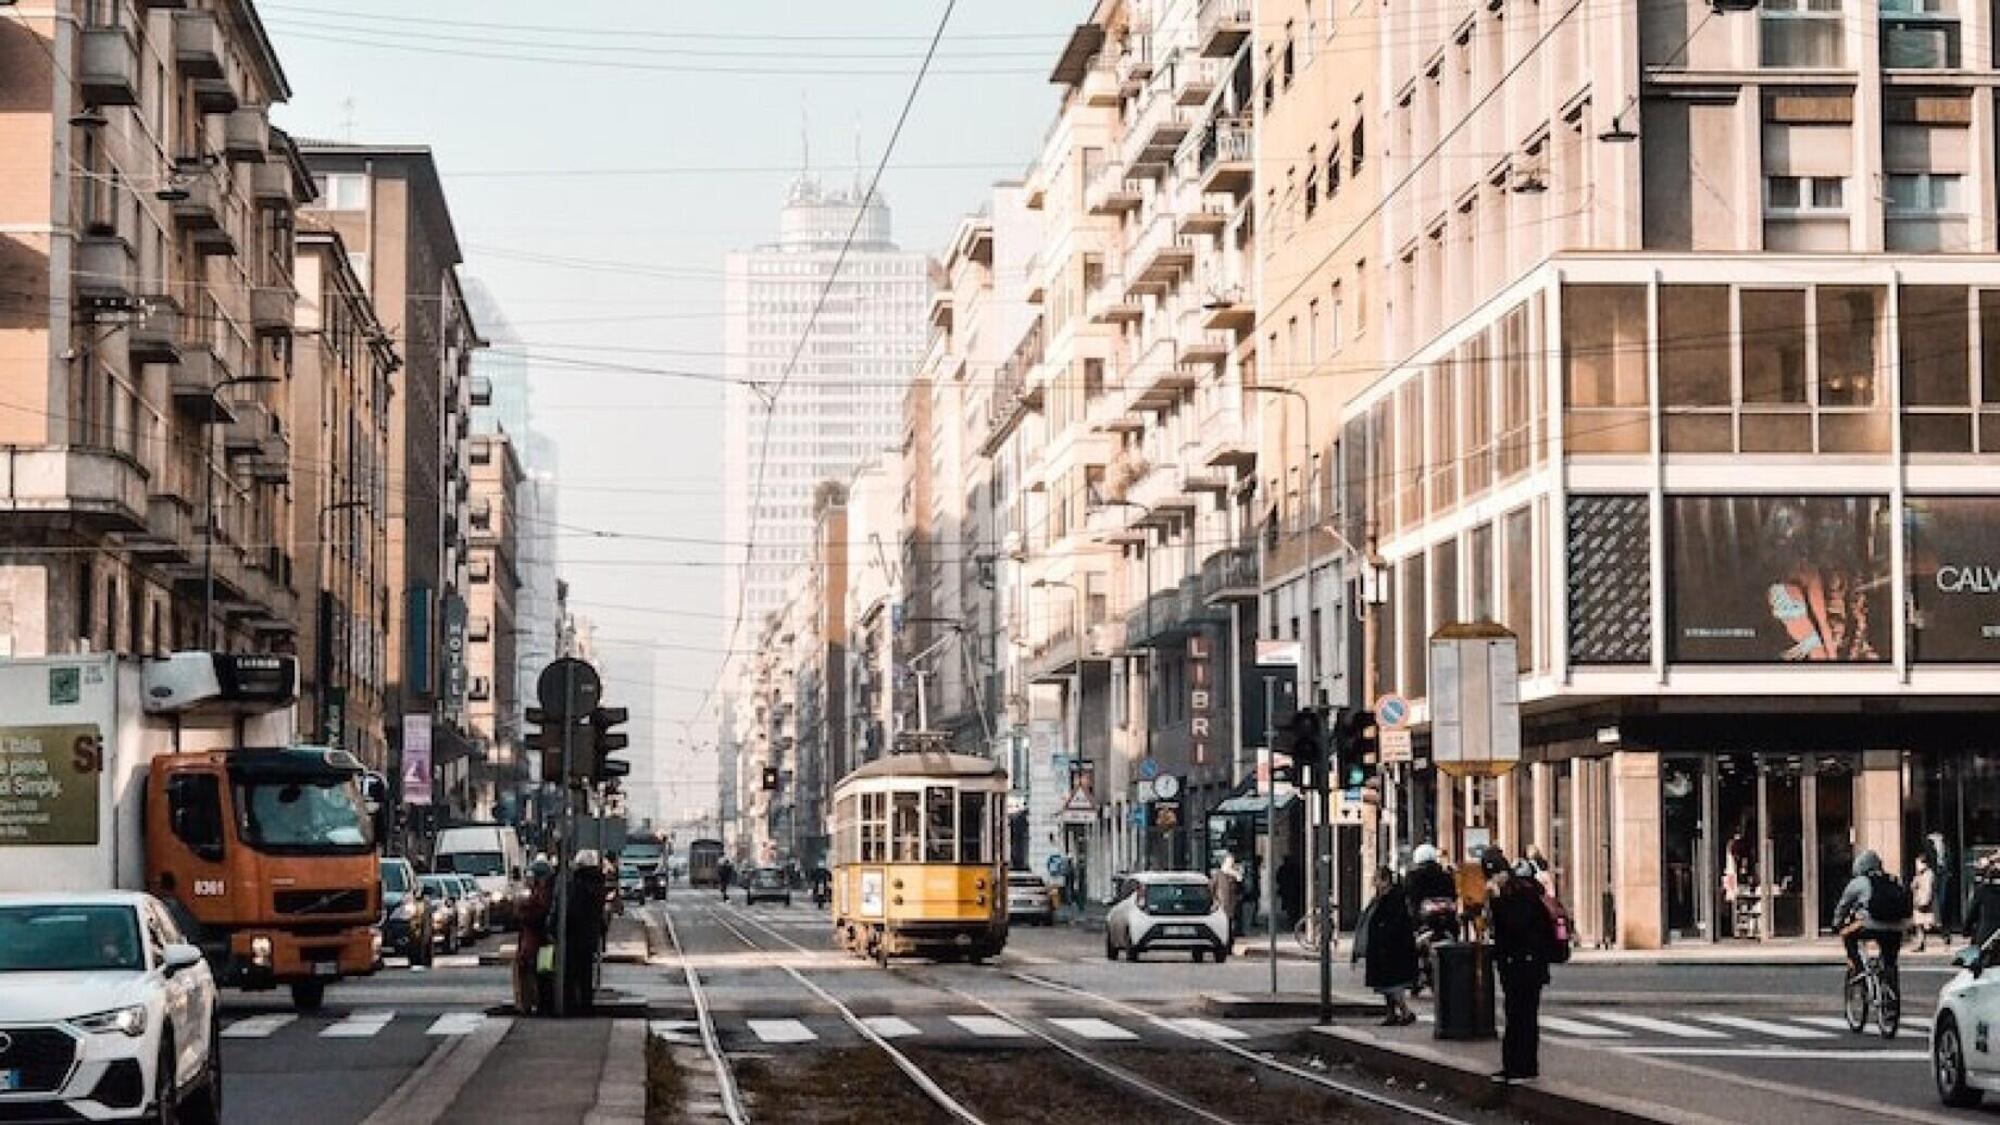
left=1200, top=546, right=1260, bottom=603
left=1197, top=118, right=1255, bottom=197
left=1122, top=80, right=1192, bottom=172
left=1198, top=0, right=1253, bottom=58
left=1085, top=157, right=1142, bottom=215
left=980, top=318, right=1046, bottom=456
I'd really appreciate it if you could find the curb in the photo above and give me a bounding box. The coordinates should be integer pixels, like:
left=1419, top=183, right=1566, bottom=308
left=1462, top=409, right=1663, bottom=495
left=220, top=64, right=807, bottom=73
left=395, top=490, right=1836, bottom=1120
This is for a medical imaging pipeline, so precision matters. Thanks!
left=1308, top=1026, right=1734, bottom=1125
left=1198, top=991, right=1386, bottom=1019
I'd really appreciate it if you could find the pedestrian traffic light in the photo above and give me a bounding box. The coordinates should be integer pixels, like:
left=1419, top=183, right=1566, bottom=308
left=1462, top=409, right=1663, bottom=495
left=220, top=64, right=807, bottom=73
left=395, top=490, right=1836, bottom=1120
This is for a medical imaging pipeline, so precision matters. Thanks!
left=587, top=705, right=630, bottom=785
left=1335, top=709, right=1376, bottom=790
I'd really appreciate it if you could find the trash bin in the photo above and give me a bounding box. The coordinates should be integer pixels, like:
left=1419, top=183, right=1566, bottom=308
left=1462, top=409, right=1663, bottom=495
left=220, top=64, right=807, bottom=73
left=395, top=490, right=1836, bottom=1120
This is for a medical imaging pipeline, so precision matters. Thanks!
left=1431, top=940, right=1497, bottom=1040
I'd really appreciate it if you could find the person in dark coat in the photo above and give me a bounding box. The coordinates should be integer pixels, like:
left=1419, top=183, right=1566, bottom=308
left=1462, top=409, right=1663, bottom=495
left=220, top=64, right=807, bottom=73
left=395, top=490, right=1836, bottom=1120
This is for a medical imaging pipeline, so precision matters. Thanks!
left=718, top=858, right=736, bottom=903
left=1276, top=853, right=1302, bottom=928
left=1357, top=866, right=1419, bottom=1025
left=514, top=860, right=556, bottom=1016
left=1488, top=849, right=1558, bottom=1083
left=564, top=852, right=608, bottom=1015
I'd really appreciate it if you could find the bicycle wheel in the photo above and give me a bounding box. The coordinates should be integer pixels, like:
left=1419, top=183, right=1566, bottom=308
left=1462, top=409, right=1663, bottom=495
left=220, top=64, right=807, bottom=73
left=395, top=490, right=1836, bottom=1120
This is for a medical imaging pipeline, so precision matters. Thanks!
left=1842, top=972, right=1869, bottom=1033
left=1877, top=981, right=1901, bottom=1040
left=1293, top=916, right=1314, bottom=953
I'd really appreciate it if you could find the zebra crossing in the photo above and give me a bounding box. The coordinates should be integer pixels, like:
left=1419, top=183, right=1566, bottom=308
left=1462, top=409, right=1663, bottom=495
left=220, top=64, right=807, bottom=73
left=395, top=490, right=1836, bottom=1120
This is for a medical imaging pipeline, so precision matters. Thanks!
left=220, top=1010, right=509, bottom=1041
left=1534, top=1006, right=1933, bottom=1057
left=660, top=1012, right=1255, bottom=1048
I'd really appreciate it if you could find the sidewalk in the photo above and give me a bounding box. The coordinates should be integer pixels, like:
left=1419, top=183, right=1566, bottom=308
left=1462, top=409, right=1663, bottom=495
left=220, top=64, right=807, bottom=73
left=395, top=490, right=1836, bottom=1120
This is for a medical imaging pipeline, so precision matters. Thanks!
left=1307, top=1019, right=1957, bottom=1125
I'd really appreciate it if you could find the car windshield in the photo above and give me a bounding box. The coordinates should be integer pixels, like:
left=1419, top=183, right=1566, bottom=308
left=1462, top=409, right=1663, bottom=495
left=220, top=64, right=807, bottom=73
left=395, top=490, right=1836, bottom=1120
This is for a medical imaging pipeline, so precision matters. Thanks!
left=420, top=876, right=455, bottom=898
left=235, top=777, right=372, bottom=854
left=437, top=851, right=506, bottom=876
left=750, top=869, right=784, bottom=887
left=626, top=846, right=664, bottom=864
left=0, top=905, right=144, bottom=973
left=381, top=863, right=411, bottom=893
left=1142, top=882, right=1213, bottom=916
left=454, top=878, right=477, bottom=894
left=1009, top=874, right=1044, bottom=888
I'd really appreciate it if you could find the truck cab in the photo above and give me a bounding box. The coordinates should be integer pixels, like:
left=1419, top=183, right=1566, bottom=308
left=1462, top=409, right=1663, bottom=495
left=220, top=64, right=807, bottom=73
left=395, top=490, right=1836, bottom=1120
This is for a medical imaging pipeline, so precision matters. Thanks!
left=148, top=745, right=379, bottom=1010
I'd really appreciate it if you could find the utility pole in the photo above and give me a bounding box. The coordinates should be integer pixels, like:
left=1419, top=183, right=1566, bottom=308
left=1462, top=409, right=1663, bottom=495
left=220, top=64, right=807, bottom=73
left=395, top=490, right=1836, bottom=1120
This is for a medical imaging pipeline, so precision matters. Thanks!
left=1262, top=676, right=1279, bottom=996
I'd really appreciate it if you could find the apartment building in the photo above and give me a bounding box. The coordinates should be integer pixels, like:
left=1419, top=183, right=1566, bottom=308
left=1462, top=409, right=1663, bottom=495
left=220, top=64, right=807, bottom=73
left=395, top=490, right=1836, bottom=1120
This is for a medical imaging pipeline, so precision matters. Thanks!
left=297, top=143, right=481, bottom=815
left=290, top=225, right=396, bottom=773
left=463, top=431, right=523, bottom=821
left=0, top=0, right=302, bottom=658
left=1317, top=0, right=2000, bottom=948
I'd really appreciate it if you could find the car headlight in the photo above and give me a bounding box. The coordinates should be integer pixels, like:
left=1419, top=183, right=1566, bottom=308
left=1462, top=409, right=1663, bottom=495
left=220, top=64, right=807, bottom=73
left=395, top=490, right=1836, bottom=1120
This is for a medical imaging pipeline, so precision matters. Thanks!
left=73, top=1004, right=148, bottom=1038
left=394, top=900, right=420, bottom=920
left=250, top=936, right=274, bottom=965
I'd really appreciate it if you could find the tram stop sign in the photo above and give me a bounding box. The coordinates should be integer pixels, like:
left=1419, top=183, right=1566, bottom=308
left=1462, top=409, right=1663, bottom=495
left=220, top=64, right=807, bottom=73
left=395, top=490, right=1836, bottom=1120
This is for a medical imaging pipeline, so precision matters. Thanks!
left=536, top=657, right=602, bottom=721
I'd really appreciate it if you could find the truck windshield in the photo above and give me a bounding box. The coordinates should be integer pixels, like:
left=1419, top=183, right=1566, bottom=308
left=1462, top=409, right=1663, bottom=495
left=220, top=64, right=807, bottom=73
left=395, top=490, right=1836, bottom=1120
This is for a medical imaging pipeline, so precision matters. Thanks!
left=0, top=905, right=144, bottom=972
left=234, top=777, right=373, bottom=854
left=437, top=852, right=506, bottom=876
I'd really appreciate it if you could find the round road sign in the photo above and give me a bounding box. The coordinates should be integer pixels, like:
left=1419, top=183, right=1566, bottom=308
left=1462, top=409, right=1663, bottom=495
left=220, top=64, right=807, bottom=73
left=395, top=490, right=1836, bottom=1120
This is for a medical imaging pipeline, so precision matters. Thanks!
left=1138, top=756, right=1160, bottom=781
left=1375, top=693, right=1411, bottom=730
left=537, top=657, right=602, bottom=720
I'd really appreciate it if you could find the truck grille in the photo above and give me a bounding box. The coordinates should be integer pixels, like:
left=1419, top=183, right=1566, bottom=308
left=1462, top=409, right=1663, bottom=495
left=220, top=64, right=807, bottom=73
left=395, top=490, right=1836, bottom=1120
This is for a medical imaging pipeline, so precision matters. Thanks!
left=0, top=1026, right=78, bottom=1093
left=275, top=889, right=369, bottom=916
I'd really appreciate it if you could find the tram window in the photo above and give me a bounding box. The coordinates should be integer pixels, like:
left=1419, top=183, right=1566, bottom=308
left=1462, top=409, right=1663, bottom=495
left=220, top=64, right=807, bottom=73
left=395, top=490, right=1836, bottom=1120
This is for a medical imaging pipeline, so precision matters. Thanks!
left=925, top=787, right=956, bottom=862
left=957, top=791, right=988, bottom=864
left=861, top=793, right=887, bottom=862
left=892, top=791, right=922, bottom=861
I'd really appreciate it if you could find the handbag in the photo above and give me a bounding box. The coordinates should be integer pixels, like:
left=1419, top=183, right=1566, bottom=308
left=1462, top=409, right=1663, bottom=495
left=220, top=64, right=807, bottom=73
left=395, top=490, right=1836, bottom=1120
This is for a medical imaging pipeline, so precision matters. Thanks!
left=537, top=944, right=556, bottom=974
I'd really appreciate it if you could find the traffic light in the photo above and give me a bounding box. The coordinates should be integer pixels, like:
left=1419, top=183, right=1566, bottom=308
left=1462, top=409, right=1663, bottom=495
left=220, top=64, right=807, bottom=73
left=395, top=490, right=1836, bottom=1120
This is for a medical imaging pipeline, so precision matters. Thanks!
left=1287, top=707, right=1327, bottom=789
left=525, top=706, right=567, bottom=782
left=761, top=766, right=779, bottom=791
left=1335, top=708, right=1376, bottom=790
left=587, top=705, right=630, bottom=785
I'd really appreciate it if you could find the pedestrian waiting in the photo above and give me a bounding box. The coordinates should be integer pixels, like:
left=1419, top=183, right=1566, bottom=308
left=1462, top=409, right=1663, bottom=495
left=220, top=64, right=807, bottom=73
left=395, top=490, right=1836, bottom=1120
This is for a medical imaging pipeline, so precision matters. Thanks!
left=1354, top=865, right=1419, bottom=1026
left=1486, top=847, right=1561, bottom=1084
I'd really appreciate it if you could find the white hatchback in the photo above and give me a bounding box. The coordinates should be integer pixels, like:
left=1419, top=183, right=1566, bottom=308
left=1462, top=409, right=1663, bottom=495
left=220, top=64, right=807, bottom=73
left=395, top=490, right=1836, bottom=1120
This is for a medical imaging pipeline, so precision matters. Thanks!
left=0, top=892, right=221, bottom=1123
left=1103, top=872, right=1231, bottom=963
left=1932, top=939, right=2000, bottom=1107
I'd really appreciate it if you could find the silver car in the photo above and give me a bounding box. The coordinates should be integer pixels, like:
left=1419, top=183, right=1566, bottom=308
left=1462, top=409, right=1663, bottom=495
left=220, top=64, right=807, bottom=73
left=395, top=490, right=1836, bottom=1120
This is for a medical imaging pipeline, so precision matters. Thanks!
left=1006, top=871, right=1055, bottom=926
left=450, top=875, right=489, bottom=939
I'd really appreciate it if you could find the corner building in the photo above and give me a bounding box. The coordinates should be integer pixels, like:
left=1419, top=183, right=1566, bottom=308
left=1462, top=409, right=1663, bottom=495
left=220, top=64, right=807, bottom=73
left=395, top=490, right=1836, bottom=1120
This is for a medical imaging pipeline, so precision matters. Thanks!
left=1337, top=0, right=2000, bottom=946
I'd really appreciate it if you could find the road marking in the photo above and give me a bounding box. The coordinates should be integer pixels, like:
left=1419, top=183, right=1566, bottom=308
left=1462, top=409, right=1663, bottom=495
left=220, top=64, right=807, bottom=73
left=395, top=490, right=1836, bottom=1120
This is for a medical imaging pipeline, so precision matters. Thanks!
left=649, top=1019, right=702, bottom=1046
left=1539, top=1015, right=1630, bottom=1038
left=427, top=1013, right=487, bottom=1036
left=949, top=1015, right=1028, bottom=1038
left=862, top=1016, right=922, bottom=1039
left=1613, top=1045, right=1929, bottom=1061
left=358, top=1013, right=513, bottom=1125
left=382, top=957, right=411, bottom=969
left=1585, top=1011, right=1730, bottom=1039
left=222, top=1013, right=296, bottom=1039
left=1694, top=1014, right=1835, bottom=1040
left=1160, top=1017, right=1247, bottom=1041
left=1049, top=1017, right=1137, bottom=1041
left=747, top=1018, right=816, bottom=1044
left=1792, top=1015, right=1929, bottom=1039
left=432, top=954, right=480, bottom=968
left=322, top=1010, right=396, bottom=1038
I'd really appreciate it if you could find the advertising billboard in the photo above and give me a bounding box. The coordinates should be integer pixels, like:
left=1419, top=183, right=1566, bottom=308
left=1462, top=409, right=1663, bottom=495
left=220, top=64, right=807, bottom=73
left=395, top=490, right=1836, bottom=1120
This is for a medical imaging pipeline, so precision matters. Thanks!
left=1567, top=495, right=1653, bottom=664
left=1668, top=496, right=1890, bottom=663
left=1907, top=497, right=2000, bottom=662
left=401, top=714, right=433, bottom=807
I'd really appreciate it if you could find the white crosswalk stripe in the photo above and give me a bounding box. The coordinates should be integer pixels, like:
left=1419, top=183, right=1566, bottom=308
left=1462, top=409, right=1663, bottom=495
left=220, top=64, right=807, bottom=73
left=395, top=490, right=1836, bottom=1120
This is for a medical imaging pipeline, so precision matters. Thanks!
left=321, top=1011, right=396, bottom=1038
left=949, top=1015, right=1029, bottom=1038
left=1160, top=1017, right=1247, bottom=1041
left=1695, top=1014, right=1836, bottom=1040
left=426, top=1013, right=490, bottom=1036
left=222, top=1013, right=296, bottom=1039
left=1540, top=1015, right=1631, bottom=1038
left=748, top=1018, right=817, bottom=1044
left=1048, top=1017, right=1137, bottom=1041
left=862, top=1016, right=922, bottom=1039
left=1584, top=1012, right=1730, bottom=1039
left=1792, top=1014, right=1928, bottom=1039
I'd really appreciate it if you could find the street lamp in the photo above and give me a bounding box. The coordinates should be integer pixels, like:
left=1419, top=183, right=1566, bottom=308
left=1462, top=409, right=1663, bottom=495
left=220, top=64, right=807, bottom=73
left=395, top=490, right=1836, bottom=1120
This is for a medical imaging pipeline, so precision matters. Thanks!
left=201, top=373, right=280, bottom=648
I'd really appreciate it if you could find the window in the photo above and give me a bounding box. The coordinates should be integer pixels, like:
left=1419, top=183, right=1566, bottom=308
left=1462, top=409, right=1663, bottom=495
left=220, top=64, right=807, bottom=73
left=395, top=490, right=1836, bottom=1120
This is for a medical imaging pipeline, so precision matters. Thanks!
left=1563, top=285, right=1649, bottom=407
left=1761, top=0, right=1845, bottom=67
left=1429, top=360, right=1459, bottom=509
left=1880, top=0, right=1959, bottom=67
left=1501, top=506, right=1536, bottom=673
left=1886, top=172, right=1963, bottom=215
left=1740, top=290, right=1809, bottom=404
left=956, top=791, right=988, bottom=864
left=1764, top=176, right=1846, bottom=213
left=166, top=773, right=225, bottom=861
left=860, top=793, right=886, bottom=861
left=1902, top=284, right=1973, bottom=451
left=924, top=786, right=955, bottom=862
left=314, top=173, right=369, bottom=211
left=1400, top=554, right=1428, bottom=696
left=891, top=791, right=921, bottom=861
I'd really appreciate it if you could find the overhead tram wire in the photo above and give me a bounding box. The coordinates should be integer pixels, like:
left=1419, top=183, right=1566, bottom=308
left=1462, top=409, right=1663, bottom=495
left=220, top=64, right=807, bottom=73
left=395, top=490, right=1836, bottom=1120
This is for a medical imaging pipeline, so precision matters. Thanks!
left=710, top=0, right=962, bottom=722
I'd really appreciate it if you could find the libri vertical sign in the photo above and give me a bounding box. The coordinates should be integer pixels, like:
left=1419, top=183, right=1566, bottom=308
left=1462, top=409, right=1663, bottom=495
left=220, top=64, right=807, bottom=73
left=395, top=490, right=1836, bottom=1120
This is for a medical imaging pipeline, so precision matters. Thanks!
left=1188, top=633, right=1213, bottom=765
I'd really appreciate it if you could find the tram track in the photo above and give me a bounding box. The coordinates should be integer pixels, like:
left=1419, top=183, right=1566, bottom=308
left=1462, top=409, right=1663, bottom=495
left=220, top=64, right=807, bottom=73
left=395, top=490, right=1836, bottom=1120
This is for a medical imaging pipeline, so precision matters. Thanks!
left=724, top=903, right=1485, bottom=1125
left=658, top=901, right=752, bottom=1124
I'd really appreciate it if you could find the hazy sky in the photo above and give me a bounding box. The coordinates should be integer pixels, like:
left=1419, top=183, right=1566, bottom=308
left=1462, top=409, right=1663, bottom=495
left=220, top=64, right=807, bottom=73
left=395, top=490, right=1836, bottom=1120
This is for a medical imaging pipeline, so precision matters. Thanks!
left=264, top=2, right=1081, bottom=818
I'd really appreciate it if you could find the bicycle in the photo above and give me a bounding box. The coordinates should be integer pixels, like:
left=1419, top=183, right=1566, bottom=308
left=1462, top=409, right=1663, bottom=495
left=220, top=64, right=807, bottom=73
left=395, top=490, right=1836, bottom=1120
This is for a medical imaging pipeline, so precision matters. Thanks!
left=1842, top=935, right=1901, bottom=1040
left=1293, top=907, right=1339, bottom=957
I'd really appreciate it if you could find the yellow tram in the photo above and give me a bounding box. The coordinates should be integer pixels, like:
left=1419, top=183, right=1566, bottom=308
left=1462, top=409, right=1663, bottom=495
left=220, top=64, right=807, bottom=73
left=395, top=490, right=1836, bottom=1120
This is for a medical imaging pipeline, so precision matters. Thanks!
left=829, top=751, right=1009, bottom=964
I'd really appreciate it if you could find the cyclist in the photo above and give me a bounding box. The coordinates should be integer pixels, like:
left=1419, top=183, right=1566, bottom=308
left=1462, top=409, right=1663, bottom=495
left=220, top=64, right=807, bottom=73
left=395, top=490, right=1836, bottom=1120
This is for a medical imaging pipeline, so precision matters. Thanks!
left=1832, top=849, right=1911, bottom=998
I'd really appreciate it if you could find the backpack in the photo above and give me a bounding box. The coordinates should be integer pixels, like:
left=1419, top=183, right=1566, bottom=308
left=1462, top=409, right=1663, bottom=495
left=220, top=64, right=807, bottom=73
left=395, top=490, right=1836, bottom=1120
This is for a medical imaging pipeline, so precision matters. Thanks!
left=1539, top=890, right=1574, bottom=963
left=1867, top=873, right=1913, bottom=924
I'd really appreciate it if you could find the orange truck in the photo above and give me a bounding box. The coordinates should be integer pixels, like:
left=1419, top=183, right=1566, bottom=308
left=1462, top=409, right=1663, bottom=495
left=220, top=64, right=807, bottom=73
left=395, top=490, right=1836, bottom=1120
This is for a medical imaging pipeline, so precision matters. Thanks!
left=0, top=652, right=379, bottom=1010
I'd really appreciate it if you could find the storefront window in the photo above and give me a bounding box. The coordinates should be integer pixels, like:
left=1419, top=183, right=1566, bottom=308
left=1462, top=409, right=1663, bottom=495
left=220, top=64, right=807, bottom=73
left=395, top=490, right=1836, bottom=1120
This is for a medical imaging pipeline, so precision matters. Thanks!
left=1902, top=284, right=1972, bottom=452
left=1817, top=286, right=1889, bottom=452
left=1563, top=285, right=1650, bottom=454
left=1741, top=289, right=1811, bottom=453
left=1661, top=285, right=1733, bottom=453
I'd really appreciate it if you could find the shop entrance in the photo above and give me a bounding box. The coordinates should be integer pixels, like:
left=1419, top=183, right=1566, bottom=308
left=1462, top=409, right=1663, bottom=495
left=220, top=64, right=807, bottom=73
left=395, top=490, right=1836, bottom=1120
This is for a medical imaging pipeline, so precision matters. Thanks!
left=1662, top=753, right=1856, bottom=942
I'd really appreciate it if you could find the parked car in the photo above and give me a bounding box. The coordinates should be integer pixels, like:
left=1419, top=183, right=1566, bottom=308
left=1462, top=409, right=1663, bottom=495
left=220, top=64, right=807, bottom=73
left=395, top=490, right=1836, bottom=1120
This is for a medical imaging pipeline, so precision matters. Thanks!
left=1006, top=871, right=1055, bottom=926
left=1934, top=940, right=2000, bottom=1106
left=1103, top=872, right=1231, bottom=962
left=378, top=858, right=434, bottom=966
left=418, top=874, right=464, bottom=954
left=0, top=892, right=223, bottom=1123
left=743, top=866, right=792, bottom=907
left=449, top=875, right=489, bottom=939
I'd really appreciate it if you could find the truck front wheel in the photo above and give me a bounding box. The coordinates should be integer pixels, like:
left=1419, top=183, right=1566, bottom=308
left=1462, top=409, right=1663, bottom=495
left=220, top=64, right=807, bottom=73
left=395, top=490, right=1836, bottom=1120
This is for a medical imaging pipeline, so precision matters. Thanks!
left=290, top=982, right=326, bottom=1012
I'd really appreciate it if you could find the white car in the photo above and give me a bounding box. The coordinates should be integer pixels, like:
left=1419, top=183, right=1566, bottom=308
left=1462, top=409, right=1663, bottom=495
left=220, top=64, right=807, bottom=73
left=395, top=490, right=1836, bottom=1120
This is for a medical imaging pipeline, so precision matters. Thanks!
left=1932, top=940, right=2000, bottom=1106
left=1103, top=872, right=1231, bottom=963
left=0, top=892, right=221, bottom=1123
left=1006, top=872, right=1055, bottom=926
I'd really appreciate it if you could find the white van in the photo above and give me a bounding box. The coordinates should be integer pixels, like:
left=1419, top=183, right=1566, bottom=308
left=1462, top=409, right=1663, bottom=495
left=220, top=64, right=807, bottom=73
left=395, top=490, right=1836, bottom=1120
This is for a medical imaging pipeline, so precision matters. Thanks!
left=432, top=824, right=527, bottom=930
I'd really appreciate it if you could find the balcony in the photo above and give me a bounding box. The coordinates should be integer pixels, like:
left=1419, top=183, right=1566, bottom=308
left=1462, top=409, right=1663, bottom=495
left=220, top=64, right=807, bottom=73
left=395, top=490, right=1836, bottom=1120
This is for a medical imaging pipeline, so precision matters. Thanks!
left=1167, top=53, right=1222, bottom=106
left=1122, top=86, right=1192, bottom=173
left=1085, top=159, right=1142, bottom=215
left=1087, top=274, right=1143, bottom=325
left=1115, top=37, right=1154, bottom=91
left=1179, top=327, right=1232, bottom=367
left=249, top=435, right=289, bottom=485
left=127, top=298, right=181, bottom=365
left=1129, top=335, right=1195, bottom=407
left=174, top=11, right=225, bottom=79
left=169, top=167, right=223, bottom=230
left=1201, top=546, right=1260, bottom=603
left=1201, top=286, right=1255, bottom=334
left=1197, top=119, right=1254, bottom=197
left=1176, top=196, right=1234, bottom=237
left=471, top=376, right=494, bottom=407
left=979, top=318, right=1045, bottom=457
left=192, top=77, right=239, bottom=115
left=1086, top=504, right=1148, bottom=545
left=1124, top=213, right=1196, bottom=296
left=222, top=107, right=270, bottom=163
left=133, top=494, right=197, bottom=565
left=0, top=446, right=147, bottom=533
left=1081, top=60, right=1121, bottom=107
left=1027, top=623, right=1082, bottom=684
left=80, top=28, right=140, bottom=107
left=223, top=401, right=271, bottom=456
left=171, top=345, right=232, bottom=421
left=249, top=285, right=294, bottom=338
left=76, top=236, right=136, bottom=303
left=251, top=162, right=294, bottom=210
left=1198, top=401, right=1257, bottom=470
left=1198, top=0, right=1253, bottom=58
